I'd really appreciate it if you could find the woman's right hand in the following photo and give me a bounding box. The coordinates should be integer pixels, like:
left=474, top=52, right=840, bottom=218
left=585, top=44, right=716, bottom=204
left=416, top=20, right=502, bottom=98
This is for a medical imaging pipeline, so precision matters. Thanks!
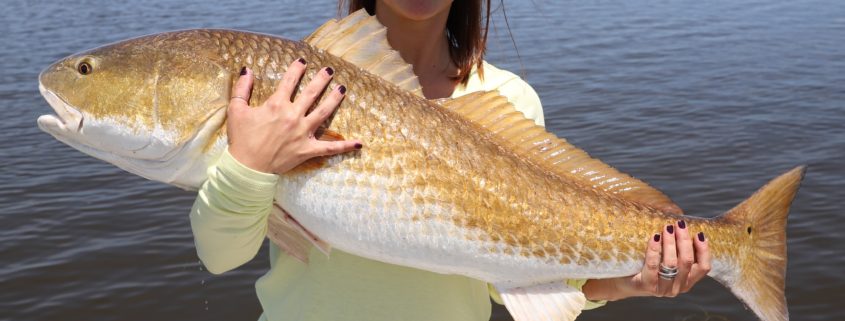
left=226, top=58, right=362, bottom=174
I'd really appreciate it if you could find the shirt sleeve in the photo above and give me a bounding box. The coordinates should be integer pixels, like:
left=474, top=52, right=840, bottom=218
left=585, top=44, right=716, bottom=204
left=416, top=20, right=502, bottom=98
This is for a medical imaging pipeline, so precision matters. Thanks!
left=484, top=72, right=607, bottom=310
left=189, top=148, right=279, bottom=274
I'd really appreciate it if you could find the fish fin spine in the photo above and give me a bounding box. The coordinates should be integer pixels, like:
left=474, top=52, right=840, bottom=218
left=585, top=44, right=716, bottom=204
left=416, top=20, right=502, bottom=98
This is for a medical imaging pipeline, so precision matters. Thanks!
left=715, top=166, right=805, bottom=321
left=438, top=91, right=684, bottom=215
left=303, top=9, right=423, bottom=97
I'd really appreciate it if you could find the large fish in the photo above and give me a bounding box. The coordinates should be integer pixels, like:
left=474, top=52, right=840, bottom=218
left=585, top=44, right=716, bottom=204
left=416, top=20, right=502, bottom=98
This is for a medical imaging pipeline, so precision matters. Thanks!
left=37, top=10, right=802, bottom=321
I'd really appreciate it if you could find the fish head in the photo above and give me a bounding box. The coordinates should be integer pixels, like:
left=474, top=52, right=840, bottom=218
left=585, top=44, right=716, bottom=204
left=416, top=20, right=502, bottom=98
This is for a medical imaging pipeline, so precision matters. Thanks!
left=38, top=31, right=233, bottom=189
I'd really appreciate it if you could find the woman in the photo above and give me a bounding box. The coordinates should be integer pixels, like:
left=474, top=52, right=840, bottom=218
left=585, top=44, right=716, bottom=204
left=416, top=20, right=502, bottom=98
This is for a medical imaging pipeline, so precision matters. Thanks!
left=190, top=1, right=712, bottom=320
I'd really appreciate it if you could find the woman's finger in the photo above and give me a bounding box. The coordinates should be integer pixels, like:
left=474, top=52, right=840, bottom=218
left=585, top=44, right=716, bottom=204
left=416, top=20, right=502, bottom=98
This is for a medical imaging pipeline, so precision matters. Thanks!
left=673, top=220, right=694, bottom=295
left=307, top=139, right=362, bottom=158
left=658, top=224, right=677, bottom=296
left=306, top=85, right=346, bottom=131
left=684, top=232, right=711, bottom=292
left=640, top=233, right=663, bottom=294
left=294, top=67, right=335, bottom=116
left=270, top=58, right=307, bottom=105
left=229, top=66, right=253, bottom=110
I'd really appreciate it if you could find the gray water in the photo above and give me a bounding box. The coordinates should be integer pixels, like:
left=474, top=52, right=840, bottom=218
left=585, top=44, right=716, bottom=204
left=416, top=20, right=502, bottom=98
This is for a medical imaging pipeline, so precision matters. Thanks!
left=1, top=0, right=843, bottom=320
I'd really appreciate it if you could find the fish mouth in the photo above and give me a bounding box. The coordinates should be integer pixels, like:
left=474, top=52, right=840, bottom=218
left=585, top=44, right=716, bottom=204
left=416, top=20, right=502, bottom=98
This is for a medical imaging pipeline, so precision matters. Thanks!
left=35, top=81, right=189, bottom=185
left=37, top=82, right=84, bottom=134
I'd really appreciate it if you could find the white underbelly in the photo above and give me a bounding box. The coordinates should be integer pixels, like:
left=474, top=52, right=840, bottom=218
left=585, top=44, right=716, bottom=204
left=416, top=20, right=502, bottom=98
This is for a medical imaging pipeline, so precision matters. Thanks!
left=276, top=168, right=643, bottom=286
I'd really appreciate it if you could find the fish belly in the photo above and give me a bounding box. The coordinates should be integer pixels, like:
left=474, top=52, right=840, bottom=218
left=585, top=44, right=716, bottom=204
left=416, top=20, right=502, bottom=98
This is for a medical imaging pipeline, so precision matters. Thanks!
left=276, top=165, right=643, bottom=285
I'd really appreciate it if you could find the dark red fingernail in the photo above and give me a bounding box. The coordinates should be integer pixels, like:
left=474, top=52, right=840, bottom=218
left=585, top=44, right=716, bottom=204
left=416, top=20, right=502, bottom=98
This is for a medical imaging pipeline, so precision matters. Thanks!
left=667, top=225, right=674, bottom=234
left=325, top=67, right=334, bottom=76
left=698, top=232, right=705, bottom=242
left=354, top=143, right=362, bottom=149
left=239, top=66, right=247, bottom=76
left=297, top=57, right=306, bottom=64
left=654, top=234, right=661, bottom=242
left=678, top=220, right=686, bottom=229
left=338, top=85, right=346, bottom=94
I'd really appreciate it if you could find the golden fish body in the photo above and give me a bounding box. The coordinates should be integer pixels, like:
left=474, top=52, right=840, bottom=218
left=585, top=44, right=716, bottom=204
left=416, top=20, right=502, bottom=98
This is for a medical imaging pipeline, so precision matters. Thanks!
left=38, top=11, right=802, bottom=321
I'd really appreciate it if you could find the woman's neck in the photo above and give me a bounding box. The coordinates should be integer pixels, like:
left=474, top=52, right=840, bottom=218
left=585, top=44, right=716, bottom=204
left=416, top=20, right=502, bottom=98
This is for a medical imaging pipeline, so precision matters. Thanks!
left=374, top=1, right=459, bottom=99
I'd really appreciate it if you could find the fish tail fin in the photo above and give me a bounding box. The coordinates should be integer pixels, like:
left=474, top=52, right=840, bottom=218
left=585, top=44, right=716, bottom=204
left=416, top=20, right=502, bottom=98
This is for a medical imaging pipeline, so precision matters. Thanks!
left=714, top=166, right=805, bottom=321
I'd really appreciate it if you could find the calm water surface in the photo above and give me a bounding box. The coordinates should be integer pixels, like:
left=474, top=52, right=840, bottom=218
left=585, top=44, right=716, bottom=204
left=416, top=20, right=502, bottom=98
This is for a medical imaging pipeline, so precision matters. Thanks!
left=1, top=0, right=843, bottom=320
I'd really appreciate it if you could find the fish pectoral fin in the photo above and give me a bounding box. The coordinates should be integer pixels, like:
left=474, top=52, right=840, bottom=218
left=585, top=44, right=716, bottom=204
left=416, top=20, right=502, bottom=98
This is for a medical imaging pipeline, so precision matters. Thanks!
left=302, top=9, right=424, bottom=97
left=495, top=282, right=586, bottom=321
left=316, top=128, right=344, bottom=141
left=287, top=129, right=346, bottom=174
left=266, top=205, right=332, bottom=263
left=438, top=91, right=685, bottom=215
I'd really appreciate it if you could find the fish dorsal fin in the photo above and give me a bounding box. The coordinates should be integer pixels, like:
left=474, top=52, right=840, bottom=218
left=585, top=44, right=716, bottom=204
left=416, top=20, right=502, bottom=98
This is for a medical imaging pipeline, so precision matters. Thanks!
left=495, top=282, right=586, bottom=321
left=304, top=10, right=423, bottom=97
left=440, top=91, right=684, bottom=214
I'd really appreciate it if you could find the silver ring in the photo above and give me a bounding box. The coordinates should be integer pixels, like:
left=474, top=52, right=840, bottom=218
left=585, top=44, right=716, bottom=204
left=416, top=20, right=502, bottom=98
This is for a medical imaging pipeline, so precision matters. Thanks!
left=231, top=95, right=248, bottom=103
left=658, top=263, right=678, bottom=280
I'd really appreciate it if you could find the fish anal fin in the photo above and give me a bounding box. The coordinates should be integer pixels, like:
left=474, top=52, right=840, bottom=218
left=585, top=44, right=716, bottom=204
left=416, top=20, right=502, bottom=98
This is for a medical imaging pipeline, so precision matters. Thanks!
left=267, top=205, right=331, bottom=263
left=438, top=92, right=684, bottom=215
left=495, top=282, right=586, bottom=321
left=303, top=9, right=423, bottom=96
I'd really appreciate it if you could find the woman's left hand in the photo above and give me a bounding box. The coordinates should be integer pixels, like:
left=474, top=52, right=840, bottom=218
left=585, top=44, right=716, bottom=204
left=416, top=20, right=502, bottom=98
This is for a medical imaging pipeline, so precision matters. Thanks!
left=582, top=220, right=711, bottom=301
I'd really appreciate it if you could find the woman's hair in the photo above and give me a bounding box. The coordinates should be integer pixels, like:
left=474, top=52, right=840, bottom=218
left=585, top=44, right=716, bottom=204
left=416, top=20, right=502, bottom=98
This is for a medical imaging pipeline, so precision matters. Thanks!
left=338, top=0, right=492, bottom=85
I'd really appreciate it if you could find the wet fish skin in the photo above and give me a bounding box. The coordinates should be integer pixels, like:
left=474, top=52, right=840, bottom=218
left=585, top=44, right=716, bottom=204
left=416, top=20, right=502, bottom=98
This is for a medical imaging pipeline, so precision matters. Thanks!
left=37, top=20, right=802, bottom=321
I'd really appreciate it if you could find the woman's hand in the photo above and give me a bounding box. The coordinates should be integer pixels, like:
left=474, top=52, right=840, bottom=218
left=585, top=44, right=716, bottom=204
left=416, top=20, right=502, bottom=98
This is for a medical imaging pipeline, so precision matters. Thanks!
left=226, top=59, right=362, bottom=174
left=582, top=220, right=711, bottom=301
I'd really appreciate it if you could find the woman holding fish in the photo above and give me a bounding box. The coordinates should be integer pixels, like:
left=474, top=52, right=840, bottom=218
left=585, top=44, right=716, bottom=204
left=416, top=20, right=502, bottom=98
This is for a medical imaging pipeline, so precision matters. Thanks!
left=190, top=0, right=712, bottom=320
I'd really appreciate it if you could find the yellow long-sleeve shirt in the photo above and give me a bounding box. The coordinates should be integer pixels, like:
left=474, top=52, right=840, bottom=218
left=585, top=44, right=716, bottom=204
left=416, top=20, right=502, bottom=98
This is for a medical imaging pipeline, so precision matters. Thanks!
left=190, top=61, right=605, bottom=321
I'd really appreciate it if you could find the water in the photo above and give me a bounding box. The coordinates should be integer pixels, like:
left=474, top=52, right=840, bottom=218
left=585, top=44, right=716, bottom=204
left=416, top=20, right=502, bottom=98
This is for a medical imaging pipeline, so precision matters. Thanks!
left=1, top=0, right=843, bottom=320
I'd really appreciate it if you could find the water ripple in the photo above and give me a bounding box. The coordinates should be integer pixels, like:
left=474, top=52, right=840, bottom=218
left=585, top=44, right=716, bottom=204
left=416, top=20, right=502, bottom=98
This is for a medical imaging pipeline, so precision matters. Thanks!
left=2, top=0, right=843, bottom=320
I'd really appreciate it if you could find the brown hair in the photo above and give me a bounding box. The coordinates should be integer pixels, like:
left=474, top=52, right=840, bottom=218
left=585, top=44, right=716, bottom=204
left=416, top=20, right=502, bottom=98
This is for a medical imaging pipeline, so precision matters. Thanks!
left=338, top=0, right=491, bottom=85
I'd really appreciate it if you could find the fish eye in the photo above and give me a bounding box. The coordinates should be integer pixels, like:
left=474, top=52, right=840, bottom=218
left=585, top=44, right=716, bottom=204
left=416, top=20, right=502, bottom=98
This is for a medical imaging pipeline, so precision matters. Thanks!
left=77, top=61, right=93, bottom=75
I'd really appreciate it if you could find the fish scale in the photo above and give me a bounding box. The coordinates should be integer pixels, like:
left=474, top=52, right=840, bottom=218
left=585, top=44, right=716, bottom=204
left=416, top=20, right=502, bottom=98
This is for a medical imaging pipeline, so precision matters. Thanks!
left=37, top=10, right=802, bottom=321
left=242, top=38, right=705, bottom=280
